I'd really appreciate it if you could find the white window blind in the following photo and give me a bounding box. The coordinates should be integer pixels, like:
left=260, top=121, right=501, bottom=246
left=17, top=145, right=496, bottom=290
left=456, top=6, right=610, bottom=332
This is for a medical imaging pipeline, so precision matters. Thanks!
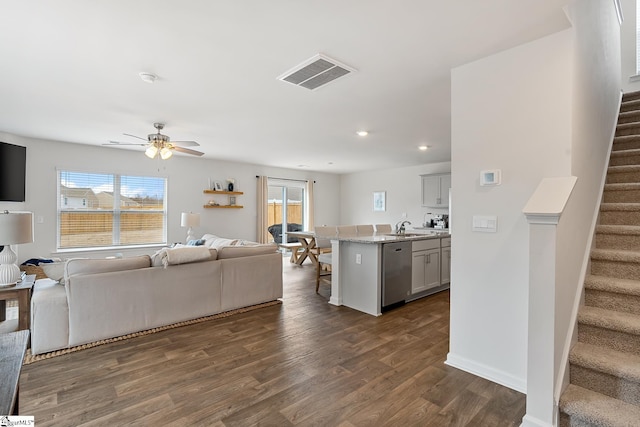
left=57, top=170, right=167, bottom=249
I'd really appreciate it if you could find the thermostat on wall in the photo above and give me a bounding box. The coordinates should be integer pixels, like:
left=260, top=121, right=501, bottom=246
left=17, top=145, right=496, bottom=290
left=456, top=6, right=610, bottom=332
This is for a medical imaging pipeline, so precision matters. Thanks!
left=480, top=169, right=501, bottom=186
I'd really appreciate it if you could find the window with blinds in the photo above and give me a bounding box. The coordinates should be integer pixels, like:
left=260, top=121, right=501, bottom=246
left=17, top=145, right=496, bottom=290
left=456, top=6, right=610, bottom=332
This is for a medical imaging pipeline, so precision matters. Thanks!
left=57, top=170, right=167, bottom=249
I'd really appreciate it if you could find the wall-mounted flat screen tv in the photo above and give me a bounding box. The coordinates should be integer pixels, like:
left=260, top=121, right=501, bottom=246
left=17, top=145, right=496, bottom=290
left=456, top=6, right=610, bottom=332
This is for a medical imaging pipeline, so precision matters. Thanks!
left=0, top=141, right=27, bottom=202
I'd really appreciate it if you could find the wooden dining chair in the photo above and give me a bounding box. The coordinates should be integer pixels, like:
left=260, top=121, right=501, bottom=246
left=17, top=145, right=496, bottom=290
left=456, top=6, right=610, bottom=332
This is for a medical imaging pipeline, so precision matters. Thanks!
left=313, top=226, right=337, bottom=291
left=356, top=224, right=374, bottom=235
left=375, top=224, right=393, bottom=234
left=316, top=252, right=332, bottom=293
left=337, top=225, right=358, bottom=236
left=312, top=226, right=337, bottom=256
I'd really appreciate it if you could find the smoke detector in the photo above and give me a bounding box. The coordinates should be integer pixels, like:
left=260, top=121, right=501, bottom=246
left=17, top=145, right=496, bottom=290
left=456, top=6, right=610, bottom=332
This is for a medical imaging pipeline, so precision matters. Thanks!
left=139, top=72, right=158, bottom=84
left=278, top=54, right=356, bottom=91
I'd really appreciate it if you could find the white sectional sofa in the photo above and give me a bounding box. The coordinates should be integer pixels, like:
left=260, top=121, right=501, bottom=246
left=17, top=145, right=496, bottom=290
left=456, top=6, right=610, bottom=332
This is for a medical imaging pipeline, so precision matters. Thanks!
left=30, top=236, right=283, bottom=355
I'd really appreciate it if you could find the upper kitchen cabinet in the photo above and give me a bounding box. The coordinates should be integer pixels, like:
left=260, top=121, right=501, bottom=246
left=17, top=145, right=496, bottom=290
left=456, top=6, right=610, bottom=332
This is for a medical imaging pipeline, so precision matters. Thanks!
left=421, top=173, right=451, bottom=208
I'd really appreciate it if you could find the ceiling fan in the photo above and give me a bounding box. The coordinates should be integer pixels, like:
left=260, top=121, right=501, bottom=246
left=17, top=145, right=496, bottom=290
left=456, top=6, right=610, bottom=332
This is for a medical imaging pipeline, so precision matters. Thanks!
left=105, top=123, right=204, bottom=159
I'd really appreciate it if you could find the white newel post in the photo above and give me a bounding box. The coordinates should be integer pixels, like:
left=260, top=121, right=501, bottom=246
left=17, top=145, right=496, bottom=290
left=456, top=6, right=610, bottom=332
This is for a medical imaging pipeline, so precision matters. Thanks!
left=521, top=177, right=576, bottom=427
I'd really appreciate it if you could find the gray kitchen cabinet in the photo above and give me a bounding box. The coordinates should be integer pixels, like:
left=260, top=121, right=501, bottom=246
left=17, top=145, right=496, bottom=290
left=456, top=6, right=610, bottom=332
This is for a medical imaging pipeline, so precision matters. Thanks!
left=440, top=237, right=451, bottom=285
left=411, top=239, right=441, bottom=294
left=421, top=173, right=451, bottom=208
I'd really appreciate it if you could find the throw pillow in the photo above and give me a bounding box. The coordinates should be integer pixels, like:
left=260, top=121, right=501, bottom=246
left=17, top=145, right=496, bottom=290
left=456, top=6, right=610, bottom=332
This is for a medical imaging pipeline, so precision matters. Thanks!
left=186, top=239, right=205, bottom=246
left=40, top=262, right=66, bottom=285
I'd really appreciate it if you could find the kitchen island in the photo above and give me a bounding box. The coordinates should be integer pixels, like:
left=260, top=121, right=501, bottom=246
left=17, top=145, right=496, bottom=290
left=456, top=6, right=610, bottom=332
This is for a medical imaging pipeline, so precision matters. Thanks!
left=328, top=231, right=450, bottom=316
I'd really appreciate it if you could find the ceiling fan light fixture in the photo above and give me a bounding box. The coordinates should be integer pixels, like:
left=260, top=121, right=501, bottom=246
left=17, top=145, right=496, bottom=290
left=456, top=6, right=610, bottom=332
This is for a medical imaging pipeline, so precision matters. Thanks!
left=160, top=146, right=173, bottom=160
left=145, top=145, right=158, bottom=159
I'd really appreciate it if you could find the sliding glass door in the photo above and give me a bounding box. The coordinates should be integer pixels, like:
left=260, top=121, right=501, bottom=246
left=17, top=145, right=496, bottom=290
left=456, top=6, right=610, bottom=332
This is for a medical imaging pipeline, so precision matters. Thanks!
left=266, top=179, right=306, bottom=244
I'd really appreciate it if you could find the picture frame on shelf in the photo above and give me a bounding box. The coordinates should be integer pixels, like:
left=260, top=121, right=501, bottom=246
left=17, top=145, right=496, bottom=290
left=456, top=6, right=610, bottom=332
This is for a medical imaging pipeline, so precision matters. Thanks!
left=229, top=196, right=236, bottom=206
left=373, top=191, right=386, bottom=212
left=214, top=181, right=224, bottom=191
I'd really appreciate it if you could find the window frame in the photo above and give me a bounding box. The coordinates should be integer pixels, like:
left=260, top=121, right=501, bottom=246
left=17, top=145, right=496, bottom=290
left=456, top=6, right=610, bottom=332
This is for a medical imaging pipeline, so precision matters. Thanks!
left=56, top=169, right=168, bottom=252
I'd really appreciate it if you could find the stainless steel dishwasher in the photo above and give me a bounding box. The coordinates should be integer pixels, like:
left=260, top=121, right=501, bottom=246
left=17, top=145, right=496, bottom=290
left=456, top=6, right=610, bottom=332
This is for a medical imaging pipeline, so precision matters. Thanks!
left=382, top=240, right=412, bottom=311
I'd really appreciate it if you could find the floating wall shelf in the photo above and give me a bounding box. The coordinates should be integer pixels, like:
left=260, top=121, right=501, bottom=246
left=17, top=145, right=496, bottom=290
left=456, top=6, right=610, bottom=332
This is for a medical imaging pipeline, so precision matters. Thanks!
left=203, top=189, right=244, bottom=209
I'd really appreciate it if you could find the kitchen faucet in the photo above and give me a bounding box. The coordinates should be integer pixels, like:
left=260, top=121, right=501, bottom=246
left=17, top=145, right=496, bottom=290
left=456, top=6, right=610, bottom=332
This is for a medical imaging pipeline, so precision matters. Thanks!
left=395, top=220, right=412, bottom=235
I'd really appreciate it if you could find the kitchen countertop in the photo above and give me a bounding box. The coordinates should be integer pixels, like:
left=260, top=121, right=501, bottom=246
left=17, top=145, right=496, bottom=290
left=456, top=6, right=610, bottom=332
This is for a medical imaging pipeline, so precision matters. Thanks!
left=333, top=231, right=450, bottom=244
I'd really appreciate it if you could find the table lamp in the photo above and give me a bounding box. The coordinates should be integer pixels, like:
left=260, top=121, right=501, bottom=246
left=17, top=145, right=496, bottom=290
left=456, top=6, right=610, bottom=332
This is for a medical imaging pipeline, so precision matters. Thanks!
left=181, top=212, right=200, bottom=243
left=0, top=211, right=34, bottom=287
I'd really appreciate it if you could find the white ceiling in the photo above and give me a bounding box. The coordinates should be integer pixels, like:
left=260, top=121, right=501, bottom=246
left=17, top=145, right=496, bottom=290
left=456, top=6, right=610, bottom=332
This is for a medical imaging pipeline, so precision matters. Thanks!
left=0, top=1, right=570, bottom=174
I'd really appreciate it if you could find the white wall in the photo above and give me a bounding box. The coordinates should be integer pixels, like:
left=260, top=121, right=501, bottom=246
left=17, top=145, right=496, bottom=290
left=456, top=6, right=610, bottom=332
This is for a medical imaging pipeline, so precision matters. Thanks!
left=339, top=162, right=450, bottom=228
left=621, top=0, right=640, bottom=93
left=448, top=30, right=573, bottom=392
left=0, top=131, right=341, bottom=261
left=555, top=0, right=622, bottom=395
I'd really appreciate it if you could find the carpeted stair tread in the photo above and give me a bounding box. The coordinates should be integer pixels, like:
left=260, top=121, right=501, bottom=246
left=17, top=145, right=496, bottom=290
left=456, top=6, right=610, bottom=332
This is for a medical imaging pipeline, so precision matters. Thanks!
left=607, top=164, right=640, bottom=184
left=585, top=274, right=640, bottom=297
left=613, top=135, right=640, bottom=144
left=570, top=342, right=640, bottom=383
left=607, top=164, right=640, bottom=173
left=618, top=111, right=640, bottom=124
left=622, top=90, right=640, bottom=102
left=559, top=384, right=640, bottom=427
left=620, top=99, right=640, bottom=113
left=596, top=224, right=640, bottom=236
left=610, top=148, right=640, bottom=158
left=578, top=305, right=640, bottom=336
left=616, top=121, right=640, bottom=131
left=590, top=248, right=640, bottom=263
left=600, top=202, right=640, bottom=212
left=604, top=182, right=640, bottom=191
left=612, top=136, right=640, bottom=151
left=616, top=123, right=640, bottom=137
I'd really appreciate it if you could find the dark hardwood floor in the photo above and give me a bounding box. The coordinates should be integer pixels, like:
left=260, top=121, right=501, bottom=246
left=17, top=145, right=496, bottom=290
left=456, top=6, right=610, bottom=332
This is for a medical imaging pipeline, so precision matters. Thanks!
left=20, top=257, right=526, bottom=426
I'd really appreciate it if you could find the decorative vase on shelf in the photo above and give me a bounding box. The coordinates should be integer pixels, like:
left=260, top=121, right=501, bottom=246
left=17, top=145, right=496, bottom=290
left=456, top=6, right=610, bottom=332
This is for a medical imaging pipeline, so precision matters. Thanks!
left=228, top=182, right=234, bottom=192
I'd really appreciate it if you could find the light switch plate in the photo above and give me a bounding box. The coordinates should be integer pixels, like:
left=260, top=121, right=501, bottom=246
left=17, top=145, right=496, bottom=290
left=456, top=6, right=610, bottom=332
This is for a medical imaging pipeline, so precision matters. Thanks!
left=472, top=215, right=498, bottom=232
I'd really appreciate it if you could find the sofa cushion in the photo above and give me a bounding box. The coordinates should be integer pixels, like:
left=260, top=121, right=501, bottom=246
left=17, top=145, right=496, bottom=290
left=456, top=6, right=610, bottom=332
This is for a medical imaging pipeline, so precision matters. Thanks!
left=217, top=244, right=277, bottom=259
left=157, top=247, right=216, bottom=267
left=202, top=234, right=238, bottom=250
left=31, top=279, right=70, bottom=355
left=65, top=255, right=151, bottom=279
left=151, top=247, right=217, bottom=267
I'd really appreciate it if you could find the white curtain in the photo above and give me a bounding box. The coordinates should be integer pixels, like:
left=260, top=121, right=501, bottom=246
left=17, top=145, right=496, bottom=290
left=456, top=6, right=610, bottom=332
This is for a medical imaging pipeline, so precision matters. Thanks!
left=256, top=176, right=269, bottom=243
left=305, top=180, right=314, bottom=231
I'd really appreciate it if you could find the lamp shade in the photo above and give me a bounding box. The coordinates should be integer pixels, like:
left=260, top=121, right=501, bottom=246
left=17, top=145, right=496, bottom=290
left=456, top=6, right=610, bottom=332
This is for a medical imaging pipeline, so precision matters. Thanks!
left=181, top=212, right=200, bottom=228
left=145, top=145, right=158, bottom=159
left=0, top=211, right=33, bottom=245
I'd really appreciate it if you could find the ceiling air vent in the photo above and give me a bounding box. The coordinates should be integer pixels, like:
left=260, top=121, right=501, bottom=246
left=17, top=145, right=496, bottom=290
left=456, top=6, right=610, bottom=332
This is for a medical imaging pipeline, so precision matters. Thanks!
left=278, top=54, right=356, bottom=90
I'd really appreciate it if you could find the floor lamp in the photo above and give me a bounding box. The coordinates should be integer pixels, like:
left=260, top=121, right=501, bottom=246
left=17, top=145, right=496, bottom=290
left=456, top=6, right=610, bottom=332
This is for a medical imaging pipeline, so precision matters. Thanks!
left=181, top=212, right=200, bottom=243
left=0, top=211, right=34, bottom=287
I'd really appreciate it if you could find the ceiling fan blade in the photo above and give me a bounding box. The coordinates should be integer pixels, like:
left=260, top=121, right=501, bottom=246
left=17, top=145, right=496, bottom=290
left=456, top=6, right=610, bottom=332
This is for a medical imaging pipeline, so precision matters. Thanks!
left=171, top=140, right=200, bottom=147
left=172, top=146, right=204, bottom=156
left=123, top=133, right=148, bottom=141
left=104, top=141, right=148, bottom=146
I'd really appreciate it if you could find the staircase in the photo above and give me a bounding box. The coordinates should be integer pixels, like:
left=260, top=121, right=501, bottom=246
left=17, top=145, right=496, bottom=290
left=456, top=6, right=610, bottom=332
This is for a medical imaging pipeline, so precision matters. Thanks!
left=559, top=91, right=640, bottom=426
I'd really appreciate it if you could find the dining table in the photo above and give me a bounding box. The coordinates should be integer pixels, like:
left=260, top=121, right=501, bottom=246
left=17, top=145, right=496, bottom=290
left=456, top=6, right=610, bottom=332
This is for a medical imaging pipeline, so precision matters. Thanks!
left=287, top=231, right=318, bottom=265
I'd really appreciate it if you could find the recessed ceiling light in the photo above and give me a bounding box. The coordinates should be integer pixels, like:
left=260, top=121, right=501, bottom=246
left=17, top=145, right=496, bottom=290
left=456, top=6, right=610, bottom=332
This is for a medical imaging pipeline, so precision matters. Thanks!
left=139, top=72, right=158, bottom=84
left=297, top=164, right=309, bottom=168
left=356, top=130, right=368, bottom=137
left=418, top=145, right=428, bottom=151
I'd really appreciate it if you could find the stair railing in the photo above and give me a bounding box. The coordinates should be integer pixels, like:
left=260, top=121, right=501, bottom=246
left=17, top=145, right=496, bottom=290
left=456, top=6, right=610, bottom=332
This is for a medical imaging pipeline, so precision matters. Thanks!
left=521, top=176, right=577, bottom=427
